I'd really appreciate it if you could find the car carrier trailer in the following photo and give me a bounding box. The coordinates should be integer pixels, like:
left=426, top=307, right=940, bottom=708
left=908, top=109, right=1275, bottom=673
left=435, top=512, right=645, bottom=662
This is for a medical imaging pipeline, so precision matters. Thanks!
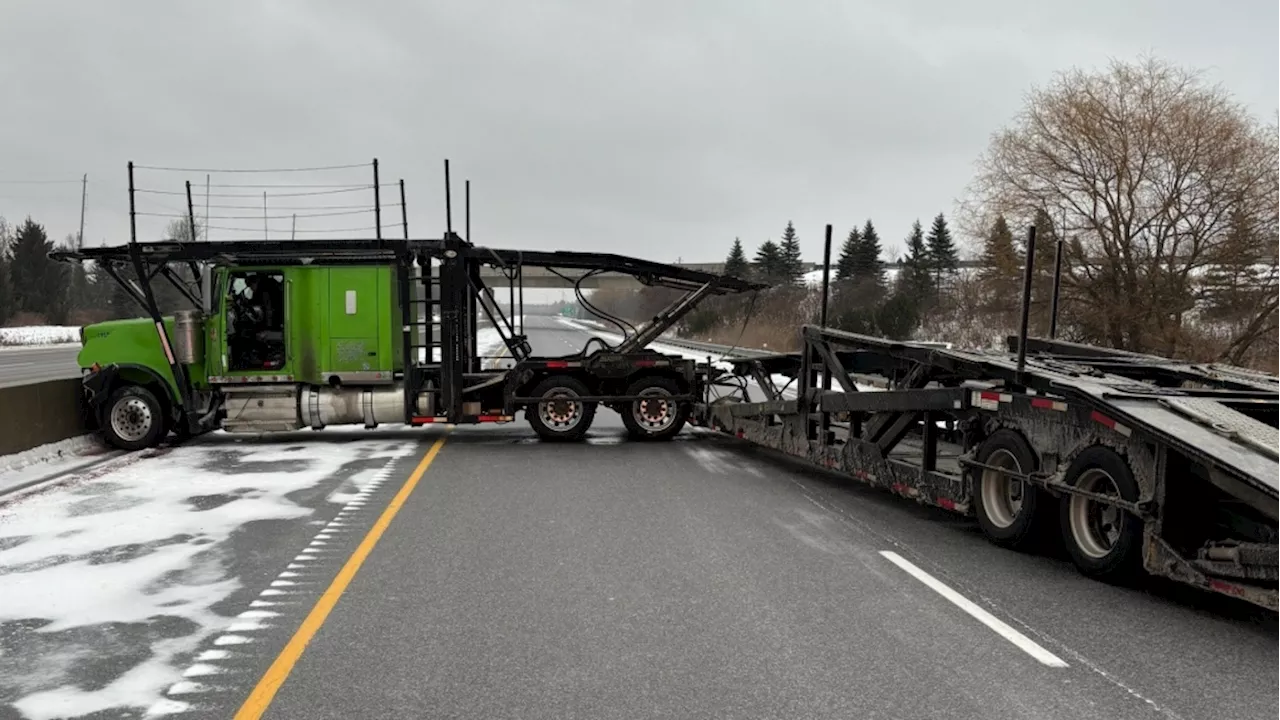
left=693, top=227, right=1278, bottom=611
left=48, top=161, right=765, bottom=451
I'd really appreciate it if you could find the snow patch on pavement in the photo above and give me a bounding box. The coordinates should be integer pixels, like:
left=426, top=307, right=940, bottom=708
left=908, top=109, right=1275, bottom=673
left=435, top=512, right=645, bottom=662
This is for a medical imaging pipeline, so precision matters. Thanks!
left=0, top=326, right=81, bottom=347
left=0, top=435, right=417, bottom=719
left=0, top=434, right=106, bottom=475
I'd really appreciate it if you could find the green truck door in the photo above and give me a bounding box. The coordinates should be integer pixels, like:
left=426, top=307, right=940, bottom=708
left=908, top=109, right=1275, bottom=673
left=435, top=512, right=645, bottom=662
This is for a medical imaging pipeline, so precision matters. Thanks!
left=327, top=268, right=381, bottom=374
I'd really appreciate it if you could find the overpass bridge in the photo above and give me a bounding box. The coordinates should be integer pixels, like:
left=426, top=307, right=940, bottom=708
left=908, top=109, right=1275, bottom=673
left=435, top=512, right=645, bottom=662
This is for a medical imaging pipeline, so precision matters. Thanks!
left=478, top=259, right=982, bottom=289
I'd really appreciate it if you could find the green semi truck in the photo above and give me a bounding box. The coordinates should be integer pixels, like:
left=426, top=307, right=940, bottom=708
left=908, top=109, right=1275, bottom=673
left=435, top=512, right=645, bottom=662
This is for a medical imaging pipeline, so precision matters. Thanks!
left=52, top=236, right=761, bottom=450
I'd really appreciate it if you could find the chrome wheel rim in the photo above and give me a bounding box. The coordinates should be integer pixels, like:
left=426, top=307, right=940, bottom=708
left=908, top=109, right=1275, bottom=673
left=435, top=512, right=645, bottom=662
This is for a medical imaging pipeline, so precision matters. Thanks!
left=632, top=387, right=677, bottom=433
left=110, top=397, right=153, bottom=442
left=538, top=388, right=583, bottom=432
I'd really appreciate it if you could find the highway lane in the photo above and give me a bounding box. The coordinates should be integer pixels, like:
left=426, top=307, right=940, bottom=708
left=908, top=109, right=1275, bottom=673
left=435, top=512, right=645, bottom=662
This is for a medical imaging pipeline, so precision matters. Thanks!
left=0, top=317, right=1274, bottom=719
left=0, top=345, right=82, bottom=389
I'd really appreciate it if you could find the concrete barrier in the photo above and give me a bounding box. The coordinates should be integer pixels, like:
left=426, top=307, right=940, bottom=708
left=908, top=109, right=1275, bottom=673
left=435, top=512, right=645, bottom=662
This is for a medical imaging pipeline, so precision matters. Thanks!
left=0, top=378, right=94, bottom=456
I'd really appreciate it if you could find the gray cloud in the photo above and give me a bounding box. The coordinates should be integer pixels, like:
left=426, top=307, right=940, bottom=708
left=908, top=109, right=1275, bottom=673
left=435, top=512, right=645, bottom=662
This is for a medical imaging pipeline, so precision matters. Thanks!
left=1, top=0, right=1275, bottom=264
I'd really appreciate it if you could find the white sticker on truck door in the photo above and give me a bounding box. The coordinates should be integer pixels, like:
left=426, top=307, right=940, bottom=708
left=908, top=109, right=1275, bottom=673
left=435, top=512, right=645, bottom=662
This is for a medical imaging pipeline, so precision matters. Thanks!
left=345, top=290, right=357, bottom=315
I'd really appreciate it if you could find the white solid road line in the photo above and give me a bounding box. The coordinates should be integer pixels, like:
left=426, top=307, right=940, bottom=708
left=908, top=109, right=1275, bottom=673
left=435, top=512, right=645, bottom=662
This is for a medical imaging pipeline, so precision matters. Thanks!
left=879, top=550, right=1069, bottom=668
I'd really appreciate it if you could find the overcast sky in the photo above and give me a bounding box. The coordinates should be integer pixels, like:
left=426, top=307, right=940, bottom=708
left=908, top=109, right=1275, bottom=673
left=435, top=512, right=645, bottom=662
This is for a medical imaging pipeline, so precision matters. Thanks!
left=1, top=0, right=1275, bottom=266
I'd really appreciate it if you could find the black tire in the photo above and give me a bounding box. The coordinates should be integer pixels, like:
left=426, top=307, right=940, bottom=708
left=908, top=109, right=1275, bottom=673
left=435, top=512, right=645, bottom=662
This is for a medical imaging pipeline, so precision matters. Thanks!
left=1058, top=445, right=1144, bottom=582
left=526, top=375, right=596, bottom=442
left=100, top=385, right=167, bottom=451
left=971, top=429, right=1053, bottom=551
left=619, top=376, right=688, bottom=441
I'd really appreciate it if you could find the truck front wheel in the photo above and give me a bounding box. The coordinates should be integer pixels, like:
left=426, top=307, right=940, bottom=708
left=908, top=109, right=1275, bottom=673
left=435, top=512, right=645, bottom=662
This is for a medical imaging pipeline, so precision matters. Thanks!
left=526, top=375, right=595, bottom=442
left=101, top=385, right=167, bottom=451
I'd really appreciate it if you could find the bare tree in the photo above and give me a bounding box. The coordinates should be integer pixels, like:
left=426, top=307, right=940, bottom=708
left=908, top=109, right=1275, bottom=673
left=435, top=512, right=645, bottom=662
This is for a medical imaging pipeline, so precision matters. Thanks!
left=962, top=55, right=1278, bottom=366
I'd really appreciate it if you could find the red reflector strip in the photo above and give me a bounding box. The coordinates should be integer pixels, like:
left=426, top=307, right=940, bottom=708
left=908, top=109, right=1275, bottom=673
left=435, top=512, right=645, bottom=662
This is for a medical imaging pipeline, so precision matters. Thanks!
left=411, top=416, right=448, bottom=424
left=1209, top=579, right=1246, bottom=597
left=1031, top=398, right=1068, bottom=412
left=972, top=391, right=1010, bottom=410
left=476, top=415, right=514, bottom=423
left=634, top=359, right=655, bottom=367
left=937, top=497, right=957, bottom=511
left=1090, top=410, right=1132, bottom=437
left=545, top=360, right=569, bottom=368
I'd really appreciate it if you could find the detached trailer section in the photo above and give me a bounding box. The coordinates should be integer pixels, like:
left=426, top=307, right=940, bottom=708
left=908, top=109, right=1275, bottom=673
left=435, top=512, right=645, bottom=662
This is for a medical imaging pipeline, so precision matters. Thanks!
left=696, top=325, right=1279, bottom=611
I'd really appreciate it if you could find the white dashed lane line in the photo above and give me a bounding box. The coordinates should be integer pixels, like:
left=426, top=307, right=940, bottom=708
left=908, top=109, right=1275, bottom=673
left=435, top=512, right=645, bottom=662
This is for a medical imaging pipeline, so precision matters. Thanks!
left=879, top=550, right=1069, bottom=668
left=145, top=458, right=401, bottom=716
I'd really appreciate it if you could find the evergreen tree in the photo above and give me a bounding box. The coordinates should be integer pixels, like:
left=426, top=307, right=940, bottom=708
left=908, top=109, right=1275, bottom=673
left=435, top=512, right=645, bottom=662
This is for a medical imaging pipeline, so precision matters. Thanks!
left=925, top=212, right=959, bottom=291
left=110, top=265, right=140, bottom=320
left=723, top=237, right=749, bottom=279
left=8, top=217, right=69, bottom=323
left=977, top=214, right=1022, bottom=318
left=777, top=221, right=804, bottom=286
left=835, top=226, right=860, bottom=281
left=852, top=219, right=885, bottom=288
left=753, top=239, right=784, bottom=285
left=0, top=218, right=13, bottom=326
left=900, top=220, right=932, bottom=300
left=1202, top=202, right=1268, bottom=324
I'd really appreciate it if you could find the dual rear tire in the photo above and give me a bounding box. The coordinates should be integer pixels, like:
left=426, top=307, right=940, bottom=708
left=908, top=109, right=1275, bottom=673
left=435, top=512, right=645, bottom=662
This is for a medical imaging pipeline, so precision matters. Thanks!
left=526, top=375, right=688, bottom=443
left=971, top=430, right=1142, bottom=582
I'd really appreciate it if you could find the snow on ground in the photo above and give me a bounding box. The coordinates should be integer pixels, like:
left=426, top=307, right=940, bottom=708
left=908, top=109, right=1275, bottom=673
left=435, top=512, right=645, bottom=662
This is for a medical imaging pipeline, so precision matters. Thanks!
left=415, top=325, right=510, bottom=364
left=0, top=435, right=119, bottom=497
left=0, top=326, right=81, bottom=347
left=0, top=432, right=418, bottom=719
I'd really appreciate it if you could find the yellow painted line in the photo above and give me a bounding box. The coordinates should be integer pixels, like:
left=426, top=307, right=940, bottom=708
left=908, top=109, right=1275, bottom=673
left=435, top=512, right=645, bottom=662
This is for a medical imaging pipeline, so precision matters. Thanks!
left=487, top=344, right=511, bottom=370
left=233, top=432, right=451, bottom=719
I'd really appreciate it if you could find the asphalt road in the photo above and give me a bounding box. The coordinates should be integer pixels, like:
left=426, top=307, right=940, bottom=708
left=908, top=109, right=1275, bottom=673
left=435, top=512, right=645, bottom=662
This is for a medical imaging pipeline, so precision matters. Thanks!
left=0, top=317, right=1275, bottom=720
left=0, top=345, right=82, bottom=389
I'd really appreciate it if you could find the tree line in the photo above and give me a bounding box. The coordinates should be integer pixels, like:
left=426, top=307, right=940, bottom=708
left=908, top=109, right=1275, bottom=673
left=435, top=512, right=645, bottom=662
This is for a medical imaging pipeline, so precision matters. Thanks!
left=0, top=215, right=201, bottom=328
left=590, top=213, right=964, bottom=348
left=589, top=56, right=1277, bottom=371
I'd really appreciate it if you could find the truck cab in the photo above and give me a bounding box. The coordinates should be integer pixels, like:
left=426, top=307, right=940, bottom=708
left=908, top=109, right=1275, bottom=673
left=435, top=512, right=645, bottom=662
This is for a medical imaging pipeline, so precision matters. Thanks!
left=58, top=236, right=763, bottom=451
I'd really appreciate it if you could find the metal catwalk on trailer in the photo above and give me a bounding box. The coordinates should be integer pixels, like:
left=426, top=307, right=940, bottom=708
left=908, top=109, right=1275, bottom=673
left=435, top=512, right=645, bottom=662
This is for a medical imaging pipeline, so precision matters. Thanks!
left=696, top=324, right=1279, bottom=610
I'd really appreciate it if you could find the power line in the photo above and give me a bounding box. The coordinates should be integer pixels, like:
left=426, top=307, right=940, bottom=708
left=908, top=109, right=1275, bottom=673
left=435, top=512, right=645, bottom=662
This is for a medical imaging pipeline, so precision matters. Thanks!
left=134, top=186, right=375, bottom=199
left=137, top=208, right=382, bottom=221
left=201, top=183, right=386, bottom=189
left=201, top=202, right=401, bottom=211
left=205, top=223, right=402, bottom=234
left=0, top=178, right=85, bottom=185
left=132, top=162, right=371, bottom=173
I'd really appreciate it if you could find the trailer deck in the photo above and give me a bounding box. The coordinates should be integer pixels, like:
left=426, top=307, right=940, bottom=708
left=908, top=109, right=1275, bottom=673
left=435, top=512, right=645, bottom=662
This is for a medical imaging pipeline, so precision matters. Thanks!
left=696, top=324, right=1279, bottom=610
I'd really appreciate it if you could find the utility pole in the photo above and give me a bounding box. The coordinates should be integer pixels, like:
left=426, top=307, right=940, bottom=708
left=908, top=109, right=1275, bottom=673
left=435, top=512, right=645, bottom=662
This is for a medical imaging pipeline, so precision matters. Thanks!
left=263, top=191, right=268, bottom=239
left=205, top=174, right=210, bottom=242
left=77, top=173, right=87, bottom=250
